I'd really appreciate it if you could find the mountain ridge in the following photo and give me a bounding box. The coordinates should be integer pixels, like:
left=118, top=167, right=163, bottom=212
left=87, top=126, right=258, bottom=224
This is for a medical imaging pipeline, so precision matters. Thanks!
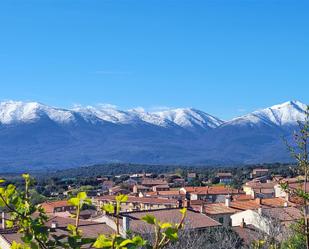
left=0, top=100, right=307, bottom=172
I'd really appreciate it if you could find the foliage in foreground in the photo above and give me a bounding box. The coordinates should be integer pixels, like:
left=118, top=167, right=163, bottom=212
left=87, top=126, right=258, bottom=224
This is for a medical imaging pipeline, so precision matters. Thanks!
left=0, top=174, right=186, bottom=249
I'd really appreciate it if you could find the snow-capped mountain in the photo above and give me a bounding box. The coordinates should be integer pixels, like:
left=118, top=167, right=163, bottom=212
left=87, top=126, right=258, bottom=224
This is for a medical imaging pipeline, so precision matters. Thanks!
left=0, top=100, right=307, bottom=172
left=0, top=101, right=76, bottom=124
left=223, top=100, right=307, bottom=128
left=155, top=108, right=224, bottom=130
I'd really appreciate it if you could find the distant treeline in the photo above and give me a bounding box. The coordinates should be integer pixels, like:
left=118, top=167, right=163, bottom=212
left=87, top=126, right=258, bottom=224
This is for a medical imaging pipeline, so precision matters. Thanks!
left=37, top=162, right=296, bottom=180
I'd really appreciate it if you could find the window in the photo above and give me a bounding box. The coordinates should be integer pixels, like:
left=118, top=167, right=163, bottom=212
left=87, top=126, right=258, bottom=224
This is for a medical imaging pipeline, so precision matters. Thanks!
left=219, top=217, right=224, bottom=224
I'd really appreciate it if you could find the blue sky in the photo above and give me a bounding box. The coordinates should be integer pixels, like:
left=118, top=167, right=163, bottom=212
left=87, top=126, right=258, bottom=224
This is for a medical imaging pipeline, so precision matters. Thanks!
left=0, top=0, right=308, bottom=119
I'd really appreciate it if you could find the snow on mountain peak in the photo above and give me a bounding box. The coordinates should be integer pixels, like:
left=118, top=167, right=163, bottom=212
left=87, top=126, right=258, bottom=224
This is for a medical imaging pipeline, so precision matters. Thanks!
left=227, top=100, right=307, bottom=127
left=0, top=100, right=75, bottom=124
left=1, top=100, right=307, bottom=129
left=73, top=105, right=133, bottom=124
left=154, top=108, right=224, bottom=129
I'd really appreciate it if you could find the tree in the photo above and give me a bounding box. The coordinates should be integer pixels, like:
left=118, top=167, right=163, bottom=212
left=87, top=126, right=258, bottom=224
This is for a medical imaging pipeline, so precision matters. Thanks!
left=281, top=105, right=309, bottom=249
left=165, top=227, right=243, bottom=249
left=0, top=174, right=187, bottom=249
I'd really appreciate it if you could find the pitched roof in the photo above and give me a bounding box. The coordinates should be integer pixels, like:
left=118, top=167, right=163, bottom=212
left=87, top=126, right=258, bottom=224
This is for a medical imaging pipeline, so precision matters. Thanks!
left=230, top=198, right=293, bottom=211
left=121, top=208, right=221, bottom=233
left=183, top=186, right=241, bottom=195
left=232, top=194, right=253, bottom=201
left=41, top=200, right=73, bottom=213
left=245, top=181, right=276, bottom=189
left=289, top=182, right=309, bottom=192
left=252, top=168, right=269, bottom=174
left=216, top=172, right=232, bottom=178
left=261, top=207, right=302, bottom=222
left=141, top=179, right=168, bottom=186
left=97, top=195, right=179, bottom=205
left=145, top=190, right=184, bottom=197
left=0, top=215, right=114, bottom=246
left=233, top=225, right=260, bottom=245
left=204, top=203, right=238, bottom=215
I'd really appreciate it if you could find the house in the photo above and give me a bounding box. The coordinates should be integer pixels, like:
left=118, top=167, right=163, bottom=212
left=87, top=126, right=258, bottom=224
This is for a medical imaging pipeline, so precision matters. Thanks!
left=0, top=215, right=114, bottom=249
left=41, top=200, right=76, bottom=214
left=201, top=196, right=238, bottom=227
left=216, top=172, right=233, bottom=184
left=143, top=190, right=185, bottom=200
left=130, top=173, right=153, bottom=180
left=132, top=184, right=151, bottom=194
left=274, top=176, right=306, bottom=199
left=190, top=195, right=294, bottom=228
left=243, top=180, right=276, bottom=198
left=94, top=195, right=180, bottom=212
left=228, top=197, right=293, bottom=211
left=232, top=225, right=261, bottom=247
left=140, top=179, right=169, bottom=188
left=93, top=208, right=221, bottom=237
left=152, top=184, right=170, bottom=192
left=180, top=186, right=242, bottom=202
left=231, top=207, right=302, bottom=235
left=187, top=172, right=197, bottom=181
left=124, top=178, right=138, bottom=187
left=108, top=186, right=130, bottom=195
left=101, top=180, right=114, bottom=192
left=251, top=168, right=269, bottom=179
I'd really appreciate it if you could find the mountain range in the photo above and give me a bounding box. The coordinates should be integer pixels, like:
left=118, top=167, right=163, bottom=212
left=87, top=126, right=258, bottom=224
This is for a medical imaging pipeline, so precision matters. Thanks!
left=0, top=100, right=307, bottom=172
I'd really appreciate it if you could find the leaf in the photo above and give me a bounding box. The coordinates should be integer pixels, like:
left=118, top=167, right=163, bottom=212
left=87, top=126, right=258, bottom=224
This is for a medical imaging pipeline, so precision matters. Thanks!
left=68, top=197, right=79, bottom=207
left=77, top=192, right=87, bottom=200
left=93, top=234, right=113, bottom=248
left=179, top=208, right=187, bottom=215
left=102, top=203, right=115, bottom=214
left=6, top=220, right=14, bottom=228
left=22, top=174, right=30, bottom=180
left=67, top=224, right=76, bottom=232
left=141, top=214, right=156, bottom=225
left=132, top=236, right=146, bottom=246
left=115, top=194, right=128, bottom=203
left=163, top=227, right=178, bottom=241
left=159, top=222, right=172, bottom=229
left=119, top=239, right=134, bottom=247
left=84, top=198, right=92, bottom=205
left=5, top=184, right=16, bottom=198
left=0, top=179, right=5, bottom=184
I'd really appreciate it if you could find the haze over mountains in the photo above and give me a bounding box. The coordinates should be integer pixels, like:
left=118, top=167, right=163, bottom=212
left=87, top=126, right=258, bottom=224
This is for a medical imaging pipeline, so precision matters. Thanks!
left=0, top=100, right=307, bottom=172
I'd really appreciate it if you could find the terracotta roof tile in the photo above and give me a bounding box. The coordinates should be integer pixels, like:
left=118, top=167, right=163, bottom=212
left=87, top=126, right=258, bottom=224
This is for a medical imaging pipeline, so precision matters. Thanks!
left=97, top=195, right=179, bottom=205
left=230, top=198, right=293, bottom=211
left=0, top=215, right=114, bottom=246
left=204, top=203, right=238, bottom=215
left=41, top=200, right=73, bottom=213
left=121, top=208, right=221, bottom=233
left=183, top=186, right=241, bottom=195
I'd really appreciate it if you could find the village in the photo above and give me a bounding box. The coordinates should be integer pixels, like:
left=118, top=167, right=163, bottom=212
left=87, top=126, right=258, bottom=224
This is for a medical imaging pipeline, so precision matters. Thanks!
left=0, top=166, right=305, bottom=248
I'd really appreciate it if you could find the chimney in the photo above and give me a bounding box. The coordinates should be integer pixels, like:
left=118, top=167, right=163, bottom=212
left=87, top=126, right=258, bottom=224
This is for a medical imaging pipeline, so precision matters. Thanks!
left=50, top=221, right=58, bottom=231
left=240, top=218, right=246, bottom=228
left=258, top=207, right=263, bottom=215
left=177, top=199, right=183, bottom=208
left=225, top=195, right=231, bottom=207
left=200, top=203, right=205, bottom=213
left=122, top=216, right=130, bottom=237
left=184, top=198, right=191, bottom=208
left=251, top=190, right=256, bottom=199
left=255, top=197, right=261, bottom=205
left=1, top=212, right=6, bottom=230
left=133, top=185, right=137, bottom=194
left=284, top=201, right=288, bottom=208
